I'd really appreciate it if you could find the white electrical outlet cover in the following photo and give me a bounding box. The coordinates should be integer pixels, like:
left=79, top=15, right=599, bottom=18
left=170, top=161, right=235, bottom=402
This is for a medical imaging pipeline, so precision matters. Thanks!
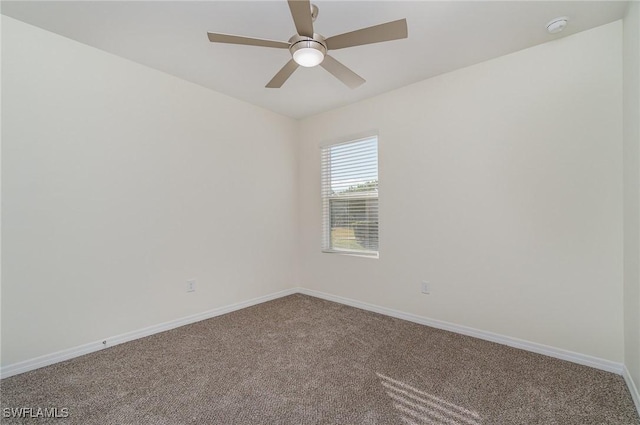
left=186, top=279, right=196, bottom=292
left=421, top=281, right=430, bottom=294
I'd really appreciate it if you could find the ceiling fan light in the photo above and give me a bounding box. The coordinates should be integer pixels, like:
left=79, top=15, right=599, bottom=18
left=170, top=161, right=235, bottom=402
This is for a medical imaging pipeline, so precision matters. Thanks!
left=293, top=47, right=324, bottom=67
left=290, top=38, right=326, bottom=67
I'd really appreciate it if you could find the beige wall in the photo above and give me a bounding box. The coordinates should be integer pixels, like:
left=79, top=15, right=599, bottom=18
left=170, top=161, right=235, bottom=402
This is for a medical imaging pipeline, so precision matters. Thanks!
left=623, top=1, right=640, bottom=393
left=1, top=16, right=299, bottom=366
left=298, top=22, right=624, bottom=362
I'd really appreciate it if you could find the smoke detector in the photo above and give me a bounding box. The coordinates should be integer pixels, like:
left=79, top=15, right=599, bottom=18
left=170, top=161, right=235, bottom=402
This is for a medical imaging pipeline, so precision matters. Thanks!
left=547, top=17, right=568, bottom=34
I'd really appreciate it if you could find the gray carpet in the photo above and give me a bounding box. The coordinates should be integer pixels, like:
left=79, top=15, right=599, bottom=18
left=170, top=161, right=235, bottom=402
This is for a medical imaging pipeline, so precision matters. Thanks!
left=1, top=294, right=638, bottom=424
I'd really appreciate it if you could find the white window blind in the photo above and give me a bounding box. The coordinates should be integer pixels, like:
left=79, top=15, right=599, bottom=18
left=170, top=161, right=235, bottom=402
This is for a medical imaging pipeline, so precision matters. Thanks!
left=321, top=136, right=378, bottom=256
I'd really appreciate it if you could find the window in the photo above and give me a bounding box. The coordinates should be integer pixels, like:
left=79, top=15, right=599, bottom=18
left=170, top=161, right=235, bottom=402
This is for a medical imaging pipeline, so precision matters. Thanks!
left=321, top=135, right=378, bottom=256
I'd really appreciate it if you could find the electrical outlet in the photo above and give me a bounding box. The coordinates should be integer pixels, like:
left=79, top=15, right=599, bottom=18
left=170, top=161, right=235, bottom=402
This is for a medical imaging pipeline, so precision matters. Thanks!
left=421, top=281, right=430, bottom=294
left=186, top=279, right=196, bottom=293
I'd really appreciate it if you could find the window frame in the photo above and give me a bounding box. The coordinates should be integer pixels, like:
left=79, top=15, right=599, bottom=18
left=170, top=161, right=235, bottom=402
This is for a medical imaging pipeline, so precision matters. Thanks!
left=320, top=133, right=379, bottom=258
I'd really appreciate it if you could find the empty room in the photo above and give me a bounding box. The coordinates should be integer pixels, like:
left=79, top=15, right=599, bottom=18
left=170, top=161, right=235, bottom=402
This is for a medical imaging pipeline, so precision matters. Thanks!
left=1, top=0, right=640, bottom=423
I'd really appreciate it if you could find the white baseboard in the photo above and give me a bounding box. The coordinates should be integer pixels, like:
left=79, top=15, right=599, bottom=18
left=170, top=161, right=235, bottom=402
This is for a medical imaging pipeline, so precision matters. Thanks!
left=623, top=365, right=640, bottom=413
left=0, top=288, right=297, bottom=379
left=297, top=288, right=625, bottom=375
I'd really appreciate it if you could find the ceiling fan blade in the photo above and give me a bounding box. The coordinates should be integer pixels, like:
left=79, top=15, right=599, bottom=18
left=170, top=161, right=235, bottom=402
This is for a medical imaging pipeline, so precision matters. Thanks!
left=207, top=32, right=290, bottom=49
left=287, top=0, right=314, bottom=38
left=325, top=18, right=408, bottom=50
left=266, top=59, right=300, bottom=88
left=320, top=55, right=365, bottom=89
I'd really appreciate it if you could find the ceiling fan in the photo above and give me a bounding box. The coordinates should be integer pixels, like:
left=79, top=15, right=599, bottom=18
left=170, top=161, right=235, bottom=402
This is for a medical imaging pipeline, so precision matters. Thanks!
left=207, top=0, right=408, bottom=89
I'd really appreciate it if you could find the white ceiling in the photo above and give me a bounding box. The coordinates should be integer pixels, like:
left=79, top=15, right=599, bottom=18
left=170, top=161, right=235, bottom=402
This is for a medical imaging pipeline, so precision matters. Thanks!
left=2, top=1, right=629, bottom=119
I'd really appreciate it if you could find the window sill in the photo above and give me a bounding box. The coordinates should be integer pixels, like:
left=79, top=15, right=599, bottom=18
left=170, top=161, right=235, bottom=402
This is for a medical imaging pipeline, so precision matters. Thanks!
left=322, top=249, right=379, bottom=259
